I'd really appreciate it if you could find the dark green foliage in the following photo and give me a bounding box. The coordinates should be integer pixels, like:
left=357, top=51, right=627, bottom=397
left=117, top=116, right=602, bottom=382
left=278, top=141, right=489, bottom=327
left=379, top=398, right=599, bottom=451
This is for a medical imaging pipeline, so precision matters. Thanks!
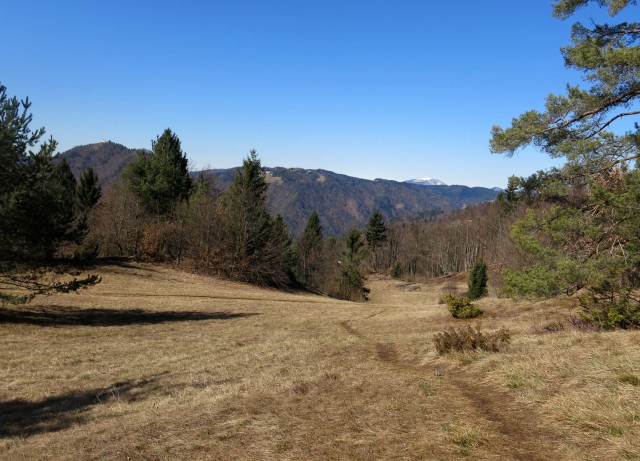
left=501, top=170, right=640, bottom=304
left=491, top=1, right=639, bottom=172
left=467, top=259, right=488, bottom=300
left=390, top=261, right=402, bottom=279
left=579, top=283, right=640, bottom=329
left=77, top=167, right=101, bottom=211
left=125, top=128, right=191, bottom=216
left=223, top=150, right=271, bottom=269
left=365, top=209, right=387, bottom=271
left=0, top=262, right=100, bottom=306
left=0, top=84, right=45, bottom=200
left=191, top=172, right=216, bottom=200
left=13, top=156, right=77, bottom=258
left=0, top=83, right=90, bottom=259
left=434, top=325, right=511, bottom=354
left=294, top=210, right=323, bottom=286
left=365, top=209, right=387, bottom=248
left=443, top=294, right=482, bottom=319
left=73, top=167, right=103, bottom=253
left=490, top=1, right=640, bottom=328
left=221, top=151, right=292, bottom=285
left=268, top=214, right=295, bottom=284
left=552, top=0, right=634, bottom=20
left=337, top=228, right=369, bottom=301
left=0, top=83, right=100, bottom=303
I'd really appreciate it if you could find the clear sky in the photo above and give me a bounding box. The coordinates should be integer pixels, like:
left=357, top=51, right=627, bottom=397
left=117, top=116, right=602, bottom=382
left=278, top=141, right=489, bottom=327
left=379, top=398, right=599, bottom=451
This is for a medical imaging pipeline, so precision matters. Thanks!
left=3, top=1, right=627, bottom=187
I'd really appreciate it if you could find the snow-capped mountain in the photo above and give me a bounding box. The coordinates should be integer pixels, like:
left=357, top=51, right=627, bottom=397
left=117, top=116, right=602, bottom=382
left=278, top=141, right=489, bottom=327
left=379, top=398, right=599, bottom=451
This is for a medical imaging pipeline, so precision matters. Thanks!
left=404, top=177, right=448, bottom=186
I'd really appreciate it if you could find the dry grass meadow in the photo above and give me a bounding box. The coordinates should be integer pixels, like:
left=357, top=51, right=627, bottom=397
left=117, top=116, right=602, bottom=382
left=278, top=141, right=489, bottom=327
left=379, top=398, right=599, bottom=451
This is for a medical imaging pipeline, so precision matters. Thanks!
left=1, top=261, right=640, bottom=460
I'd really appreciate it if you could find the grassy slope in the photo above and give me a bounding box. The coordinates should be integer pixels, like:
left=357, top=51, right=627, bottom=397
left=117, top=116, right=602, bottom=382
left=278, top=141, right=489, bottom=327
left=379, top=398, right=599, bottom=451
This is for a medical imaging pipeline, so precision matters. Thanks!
left=1, top=263, right=639, bottom=460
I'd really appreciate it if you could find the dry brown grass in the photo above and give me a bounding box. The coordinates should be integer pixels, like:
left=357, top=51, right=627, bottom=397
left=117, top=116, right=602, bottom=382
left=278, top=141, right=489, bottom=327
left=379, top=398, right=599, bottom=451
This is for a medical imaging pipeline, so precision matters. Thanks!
left=1, top=264, right=639, bottom=460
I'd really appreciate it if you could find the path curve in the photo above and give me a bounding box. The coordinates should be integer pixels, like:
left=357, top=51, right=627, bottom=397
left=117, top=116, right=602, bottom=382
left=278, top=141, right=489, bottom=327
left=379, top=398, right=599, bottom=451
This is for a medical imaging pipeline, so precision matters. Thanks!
left=339, top=319, right=561, bottom=461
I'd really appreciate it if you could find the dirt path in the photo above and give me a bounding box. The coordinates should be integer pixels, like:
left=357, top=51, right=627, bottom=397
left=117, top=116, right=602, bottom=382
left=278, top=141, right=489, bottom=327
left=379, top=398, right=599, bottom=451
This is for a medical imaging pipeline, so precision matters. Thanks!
left=339, top=319, right=561, bottom=461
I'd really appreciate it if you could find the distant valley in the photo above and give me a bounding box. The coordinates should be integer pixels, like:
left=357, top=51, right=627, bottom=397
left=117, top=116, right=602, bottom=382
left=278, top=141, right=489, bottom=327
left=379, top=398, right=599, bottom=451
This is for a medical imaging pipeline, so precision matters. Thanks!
left=57, top=141, right=499, bottom=236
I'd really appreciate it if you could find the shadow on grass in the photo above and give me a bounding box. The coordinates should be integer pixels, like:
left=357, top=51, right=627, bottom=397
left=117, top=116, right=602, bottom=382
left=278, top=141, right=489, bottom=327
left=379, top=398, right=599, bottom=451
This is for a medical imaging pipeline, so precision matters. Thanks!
left=0, top=376, right=165, bottom=438
left=0, top=305, right=259, bottom=327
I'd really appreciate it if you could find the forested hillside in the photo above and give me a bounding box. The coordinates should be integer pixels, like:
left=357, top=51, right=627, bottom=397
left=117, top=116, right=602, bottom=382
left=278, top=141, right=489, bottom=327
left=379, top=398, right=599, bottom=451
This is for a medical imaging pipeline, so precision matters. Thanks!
left=56, top=143, right=498, bottom=236
left=209, top=167, right=498, bottom=235
left=56, top=141, right=143, bottom=187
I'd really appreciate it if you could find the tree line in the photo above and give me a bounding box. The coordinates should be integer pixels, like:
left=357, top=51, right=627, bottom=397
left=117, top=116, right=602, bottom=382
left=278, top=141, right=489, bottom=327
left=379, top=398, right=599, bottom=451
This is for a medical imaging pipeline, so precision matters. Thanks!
left=0, top=84, right=101, bottom=304
left=2, top=0, right=639, bottom=327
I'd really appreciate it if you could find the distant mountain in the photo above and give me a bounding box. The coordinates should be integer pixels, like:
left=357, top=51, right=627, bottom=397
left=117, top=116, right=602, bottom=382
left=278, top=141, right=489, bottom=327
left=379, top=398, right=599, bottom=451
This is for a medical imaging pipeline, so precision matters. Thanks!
left=405, top=177, right=448, bottom=186
left=206, top=167, right=498, bottom=236
left=55, top=141, right=144, bottom=186
left=57, top=142, right=499, bottom=236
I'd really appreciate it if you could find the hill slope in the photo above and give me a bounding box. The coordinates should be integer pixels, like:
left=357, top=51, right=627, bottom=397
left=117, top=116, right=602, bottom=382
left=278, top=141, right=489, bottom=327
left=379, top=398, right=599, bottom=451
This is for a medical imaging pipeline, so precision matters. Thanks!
left=55, top=141, right=143, bottom=186
left=1, top=262, right=635, bottom=460
left=57, top=142, right=498, bottom=236
left=208, top=167, right=498, bottom=235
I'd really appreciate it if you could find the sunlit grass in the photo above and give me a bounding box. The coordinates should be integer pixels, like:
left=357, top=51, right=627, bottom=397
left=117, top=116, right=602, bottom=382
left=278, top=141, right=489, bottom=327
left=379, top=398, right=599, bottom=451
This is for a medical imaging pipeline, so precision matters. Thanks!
left=1, top=263, right=639, bottom=460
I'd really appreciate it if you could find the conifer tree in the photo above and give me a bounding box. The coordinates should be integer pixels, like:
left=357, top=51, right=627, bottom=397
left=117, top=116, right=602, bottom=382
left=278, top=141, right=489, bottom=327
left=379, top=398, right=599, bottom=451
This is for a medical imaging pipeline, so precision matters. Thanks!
left=1, top=137, right=77, bottom=258
left=338, top=228, right=369, bottom=301
left=468, top=259, right=488, bottom=300
left=125, top=128, right=191, bottom=216
left=0, top=83, right=99, bottom=303
left=222, top=150, right=289, bottom=284
left=365, top=209, right=387, bottom=271
left=295, top=210, right=323, bottom=286
left=267, top=214, right=295, bottom=285
left=490, top=0, right=640, bottom=327
left=77, top=167, right=102, bottom=212
left=74, top=167, right=102, bottom=254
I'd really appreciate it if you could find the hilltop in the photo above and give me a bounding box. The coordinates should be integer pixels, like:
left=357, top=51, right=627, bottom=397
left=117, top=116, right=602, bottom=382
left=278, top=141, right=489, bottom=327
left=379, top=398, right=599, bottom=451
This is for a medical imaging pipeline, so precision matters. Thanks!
left=55, top=141, right=144, bottom=186
left=56, top=142, right=498, bottom=235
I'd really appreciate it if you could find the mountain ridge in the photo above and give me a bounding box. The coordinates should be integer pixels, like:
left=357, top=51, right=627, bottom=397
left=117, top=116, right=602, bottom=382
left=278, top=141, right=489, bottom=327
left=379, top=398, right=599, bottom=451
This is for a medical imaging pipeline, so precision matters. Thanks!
left=404, top=177, right=448, bottom=186
left=56, top=141, right=499, bottom=236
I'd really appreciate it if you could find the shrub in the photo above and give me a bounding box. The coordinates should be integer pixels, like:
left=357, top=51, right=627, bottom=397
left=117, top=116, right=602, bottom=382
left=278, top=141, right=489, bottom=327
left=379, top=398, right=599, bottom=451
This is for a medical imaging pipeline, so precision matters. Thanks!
left=434, top=325, right=511, bottom=354
left=568, top=316, right=604, bottom=332
left=579, top=286, right=640, bottom=329
left=530, top=321, right=565, bottom=334
left=443, top=294, right=482, bottom=319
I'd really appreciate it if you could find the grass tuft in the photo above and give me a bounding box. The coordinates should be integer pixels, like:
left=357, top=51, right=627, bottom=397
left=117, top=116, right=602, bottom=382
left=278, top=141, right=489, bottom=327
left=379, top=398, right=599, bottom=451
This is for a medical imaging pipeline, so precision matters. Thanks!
left=619, top=374, right=640, bottom=386
left=434, top=325, right=511, bottom=354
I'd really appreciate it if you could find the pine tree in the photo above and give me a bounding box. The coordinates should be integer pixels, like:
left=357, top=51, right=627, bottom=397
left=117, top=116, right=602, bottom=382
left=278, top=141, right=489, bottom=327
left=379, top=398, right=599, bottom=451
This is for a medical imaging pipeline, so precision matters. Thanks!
left=77, top=167, right=102, bottom=212
left=222, top=150, right=286, bottom=284
left=365, top=209, right=387, bottom=271
left=125, top=128, right=191, bottom=216
left=74, top=167, right=102, bottom=255
left=1, top=139, right=77, bottom=259
left=295, top=210, right=323, bottom=286
left=490, top=0, right=640, bottom=327
left=338, top=228, right=369, bottom=301
left=0, top=85, right=45, bottom=201
left=468, top=259, right=488, bottom=300
left=0, top=83, right=99, bottom=303
left=267, top=214, right=295, bottom=285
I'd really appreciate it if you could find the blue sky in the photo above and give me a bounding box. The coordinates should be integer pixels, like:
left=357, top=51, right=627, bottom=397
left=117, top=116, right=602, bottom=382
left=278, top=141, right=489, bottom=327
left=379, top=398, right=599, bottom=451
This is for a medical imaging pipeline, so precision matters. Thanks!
left=3, top=1, right=625, bottom=187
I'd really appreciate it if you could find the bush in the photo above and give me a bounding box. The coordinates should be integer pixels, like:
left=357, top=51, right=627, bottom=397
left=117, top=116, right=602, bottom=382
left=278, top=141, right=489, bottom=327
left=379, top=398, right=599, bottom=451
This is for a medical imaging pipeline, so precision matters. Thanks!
left=443, top=294, right=483, bottom=319
left=579, top=287, right=640, bottom=329
left=434, top=325, right=511, bottom=354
